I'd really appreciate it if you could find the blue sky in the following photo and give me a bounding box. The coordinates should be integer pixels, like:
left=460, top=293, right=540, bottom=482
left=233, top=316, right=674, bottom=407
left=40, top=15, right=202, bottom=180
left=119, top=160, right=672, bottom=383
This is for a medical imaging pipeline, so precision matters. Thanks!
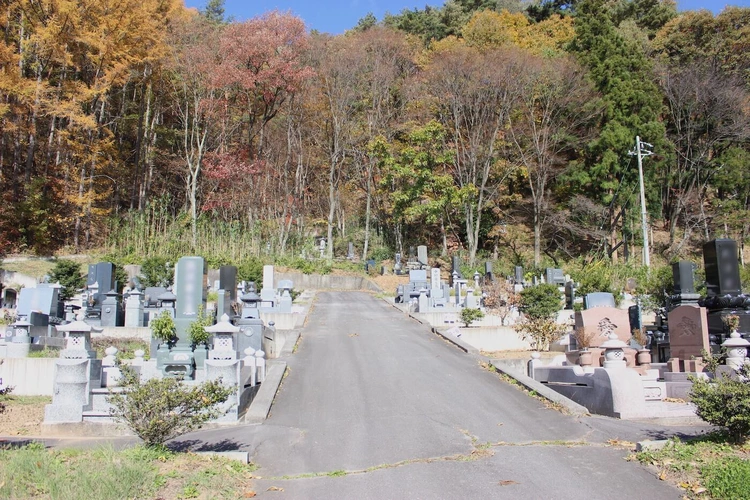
left=183, top=0, right=750, bottom=35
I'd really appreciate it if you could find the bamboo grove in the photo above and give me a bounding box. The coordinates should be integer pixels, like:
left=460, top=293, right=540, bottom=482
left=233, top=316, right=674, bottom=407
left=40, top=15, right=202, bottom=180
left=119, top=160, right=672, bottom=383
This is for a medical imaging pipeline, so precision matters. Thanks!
left=1, top=0, right=749, bottom=267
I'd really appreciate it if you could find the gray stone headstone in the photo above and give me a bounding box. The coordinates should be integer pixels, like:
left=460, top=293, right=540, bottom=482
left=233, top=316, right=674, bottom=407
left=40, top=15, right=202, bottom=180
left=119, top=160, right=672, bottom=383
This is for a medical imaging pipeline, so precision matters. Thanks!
left=87, top=262, right=115, bottom=306
left=430, top=268, right=441, bottom=289
left=514, top=266, right=524, bottom=284
left=262, top=265, right=274, bottom=291
left=418, top=289, right=429, bottom=312
left=125, top=290, right=144, bottom=327
left=174, top=256, right=206, bottom=319
left=100, top=290, right=123, bottom=327
left=417, top=246, right=428, bottom=266
left=17, top=285, right=61, bottom=319
left=409, top=270, right=427, bottom=283
left=584, top=292, right=616, bottom=309
left=545, top=268, right=565, bottom=286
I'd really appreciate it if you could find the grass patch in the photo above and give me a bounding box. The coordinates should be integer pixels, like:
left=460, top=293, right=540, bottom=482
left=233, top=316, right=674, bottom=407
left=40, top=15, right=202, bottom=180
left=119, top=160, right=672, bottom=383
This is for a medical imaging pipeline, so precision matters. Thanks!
left=92, top=337, right=150, bottom=360
left=632, top=433, right=750, bottom=499
left=27, top=348, right=61, bottom=358
left=0, top=443, right=257, bottom=499
left=1, top=395, right=52, bottom=406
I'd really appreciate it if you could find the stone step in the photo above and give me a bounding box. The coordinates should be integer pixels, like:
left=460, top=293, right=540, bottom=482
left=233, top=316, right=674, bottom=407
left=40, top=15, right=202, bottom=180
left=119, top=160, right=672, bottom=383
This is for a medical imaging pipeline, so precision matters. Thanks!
left=91, top=395, right=114, bottom=413
left=82, top=411, right=117, bottom=424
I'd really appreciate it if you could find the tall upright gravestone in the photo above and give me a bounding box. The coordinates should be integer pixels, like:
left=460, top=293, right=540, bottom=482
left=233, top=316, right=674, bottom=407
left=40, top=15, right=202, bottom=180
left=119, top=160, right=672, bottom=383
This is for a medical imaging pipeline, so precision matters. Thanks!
left=159, top=256, right=206, bottom=377
left=701, top=239, right=750, bottom=342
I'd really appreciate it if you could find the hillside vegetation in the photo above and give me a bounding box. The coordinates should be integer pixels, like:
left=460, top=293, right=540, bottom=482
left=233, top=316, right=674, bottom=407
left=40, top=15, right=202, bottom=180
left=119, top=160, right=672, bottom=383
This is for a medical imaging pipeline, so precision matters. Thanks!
left=1, top=0, right=748, bottom=276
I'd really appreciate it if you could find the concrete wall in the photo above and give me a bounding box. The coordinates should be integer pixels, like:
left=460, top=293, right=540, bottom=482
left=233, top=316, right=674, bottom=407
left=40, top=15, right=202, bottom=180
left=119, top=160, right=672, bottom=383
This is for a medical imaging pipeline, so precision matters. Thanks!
left=1, top=270, right=39, bottom=289
left=458, top=327, right=532, bottom=351
left=94, top=327, right=152, bottom=342
left=0, top=358, right=56, bottom=395
left=275, top=272, right=381, bottom=292
left=531, top=365, right=646, bottom=419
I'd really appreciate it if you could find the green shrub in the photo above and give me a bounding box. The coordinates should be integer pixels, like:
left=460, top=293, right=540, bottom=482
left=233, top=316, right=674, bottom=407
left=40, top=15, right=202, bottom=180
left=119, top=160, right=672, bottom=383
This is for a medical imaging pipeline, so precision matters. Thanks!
left=237, top=256, right=263, bottom=284
left=187, top=307, right=212, bottom=346
left=150, top=311, right=176, bottom=344
left=514, top=317, right=566, bottom=351
left=108, top=368, right=233, bottom=447
left=702, top=457, right=750, bottom=500
left=460, top=308, right=484, bottom=327
left=140, top=256, right=174, bottom=287
left=49, top=259, right=85, bottom=301
left=519, top=283, right=561, bottom=320
left=689, top=365, right=750, bottom=443
left=639, top=264, right=673, bottom=312
left=369, top=247, right=392, bottom=261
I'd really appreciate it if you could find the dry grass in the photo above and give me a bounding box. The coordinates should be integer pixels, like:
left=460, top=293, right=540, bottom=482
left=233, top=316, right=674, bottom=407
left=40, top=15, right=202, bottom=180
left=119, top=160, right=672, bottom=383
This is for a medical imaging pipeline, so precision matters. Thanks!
left=482, top=349, right=560, bottom=360
left=0, top=395, right=49, bottom=436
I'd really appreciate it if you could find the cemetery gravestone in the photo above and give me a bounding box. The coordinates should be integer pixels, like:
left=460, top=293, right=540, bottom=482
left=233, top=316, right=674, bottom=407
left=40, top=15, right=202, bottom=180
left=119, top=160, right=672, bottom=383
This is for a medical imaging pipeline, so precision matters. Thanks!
left=667, top=305, right=710, bottom=363
left=417, top=246, right=428, bottom=268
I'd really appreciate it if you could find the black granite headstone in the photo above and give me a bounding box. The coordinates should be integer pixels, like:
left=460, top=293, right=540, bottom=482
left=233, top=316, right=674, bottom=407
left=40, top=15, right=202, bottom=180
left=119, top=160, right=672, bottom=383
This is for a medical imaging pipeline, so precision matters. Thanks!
left=703, top=239, right=741, bottom=297
left=672, top=261, right=697, bottom=295
left=219, top=266, right=238, bottom=303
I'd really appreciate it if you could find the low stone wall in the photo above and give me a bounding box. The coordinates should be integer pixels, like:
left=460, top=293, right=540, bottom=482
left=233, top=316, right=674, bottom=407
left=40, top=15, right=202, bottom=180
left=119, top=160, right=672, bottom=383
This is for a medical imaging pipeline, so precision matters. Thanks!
left=458, top=326, right=532, bottom=351
left=94, top=327, right=151, bottom=341
left=276, top=272, right=381, bottom=292
left=530, top=364, right=646, bottom=419
left=0, top=358, right=56, bottom=396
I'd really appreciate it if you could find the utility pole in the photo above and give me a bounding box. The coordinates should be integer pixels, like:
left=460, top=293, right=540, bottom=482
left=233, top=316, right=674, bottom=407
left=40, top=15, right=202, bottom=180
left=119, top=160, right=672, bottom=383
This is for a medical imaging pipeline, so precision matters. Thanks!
left=629, top=136, right=653, bottom=268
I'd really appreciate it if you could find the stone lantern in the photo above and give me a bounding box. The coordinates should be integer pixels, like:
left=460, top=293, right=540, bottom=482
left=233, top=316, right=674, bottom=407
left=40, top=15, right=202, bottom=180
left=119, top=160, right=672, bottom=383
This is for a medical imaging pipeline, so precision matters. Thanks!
left=601, top=332, right=628, bottom=369
left=206, top=313, right=240, bottom=360
left=6, top=318, right=32, bottom=358
left=240, top=291, right=262, bottom=319
left=56, top=313, right=99, bottom=359
left=722, top=330, right=749, bottom=371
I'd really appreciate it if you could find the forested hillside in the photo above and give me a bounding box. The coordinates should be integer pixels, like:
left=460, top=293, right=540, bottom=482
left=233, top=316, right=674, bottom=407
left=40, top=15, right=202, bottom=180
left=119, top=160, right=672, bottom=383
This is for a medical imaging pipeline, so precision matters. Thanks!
left=1, top=0, right=748, bottom=271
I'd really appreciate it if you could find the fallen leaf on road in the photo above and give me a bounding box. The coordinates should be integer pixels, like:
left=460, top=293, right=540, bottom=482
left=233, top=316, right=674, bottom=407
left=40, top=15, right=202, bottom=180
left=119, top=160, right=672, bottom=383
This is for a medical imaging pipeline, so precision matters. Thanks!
left=606, top=439, right=635, bottom=448
left=349, top=333, right=359, bottom=337
left=267, top=486, right=284, bottom=492
left=498, top=480, right=519, bottom=486
left=659, top=470, right=668, bottom=481
left=244, top=492, right=257, bottom=498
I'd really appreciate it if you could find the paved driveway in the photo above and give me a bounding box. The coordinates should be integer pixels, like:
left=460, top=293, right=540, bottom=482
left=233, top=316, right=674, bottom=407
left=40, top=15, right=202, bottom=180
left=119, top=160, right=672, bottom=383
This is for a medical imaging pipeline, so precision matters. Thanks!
left=176, top=291, right=700, bottom=498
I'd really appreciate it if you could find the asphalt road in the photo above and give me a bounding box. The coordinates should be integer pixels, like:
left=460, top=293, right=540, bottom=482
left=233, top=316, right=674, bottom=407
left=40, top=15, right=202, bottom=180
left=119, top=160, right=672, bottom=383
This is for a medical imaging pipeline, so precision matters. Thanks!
left=174, top=291, right=705, bottom=499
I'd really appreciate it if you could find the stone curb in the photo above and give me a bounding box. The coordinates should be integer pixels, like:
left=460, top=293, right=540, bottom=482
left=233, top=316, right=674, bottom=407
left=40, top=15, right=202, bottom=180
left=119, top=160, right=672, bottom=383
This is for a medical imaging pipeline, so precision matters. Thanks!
left=194, top=450, right=250, bottom=463
left=489, top=360, right=590, bottom=417
left=243, top=360, right=287, bottom=424
left=635, top=440, right=671, bottom=452
left=431, top=327, right=480, bottom=355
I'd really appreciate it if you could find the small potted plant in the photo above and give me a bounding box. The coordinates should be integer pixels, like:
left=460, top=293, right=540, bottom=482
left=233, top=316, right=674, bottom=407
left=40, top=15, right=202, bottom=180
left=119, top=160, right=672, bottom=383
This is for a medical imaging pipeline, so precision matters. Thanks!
left=150, top=311, right=176, bottom=350
left=723, top=314, right=740, bottom=334
left=632, top=328, right=651, bottom=366
left=573, top=327, right=594, bottom=367
left=188, top=307, right=212, bottom=370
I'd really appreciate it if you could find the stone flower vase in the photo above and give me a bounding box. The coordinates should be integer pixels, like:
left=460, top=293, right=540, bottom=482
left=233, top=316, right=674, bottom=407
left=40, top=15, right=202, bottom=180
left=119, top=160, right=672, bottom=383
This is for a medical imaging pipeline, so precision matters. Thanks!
left=636, top=349, right=652, bottom=367
left=578, top=349, right=593, bottom=367
left=193, top=344, right=208, bottom=370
